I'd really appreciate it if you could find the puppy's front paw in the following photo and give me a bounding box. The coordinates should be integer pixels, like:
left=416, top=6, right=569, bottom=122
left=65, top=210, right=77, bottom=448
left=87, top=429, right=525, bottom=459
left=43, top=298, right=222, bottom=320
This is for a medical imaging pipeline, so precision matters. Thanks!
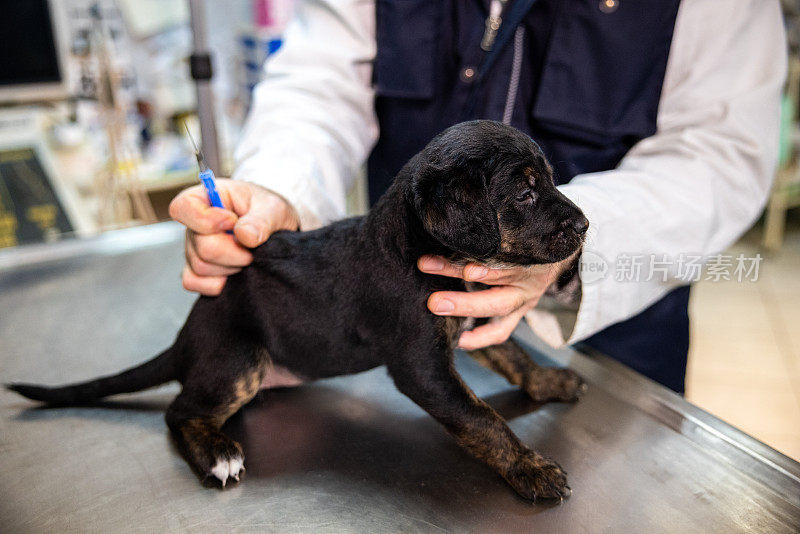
left=525, top=368, right=586, bottom=403
left=504, top=452, right=570, bottom=502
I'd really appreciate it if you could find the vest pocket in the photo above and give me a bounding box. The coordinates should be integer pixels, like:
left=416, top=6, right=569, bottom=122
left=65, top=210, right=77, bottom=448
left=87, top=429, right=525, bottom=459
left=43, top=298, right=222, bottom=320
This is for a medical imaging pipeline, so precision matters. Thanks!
left=374, top=0, right=437, bottom=99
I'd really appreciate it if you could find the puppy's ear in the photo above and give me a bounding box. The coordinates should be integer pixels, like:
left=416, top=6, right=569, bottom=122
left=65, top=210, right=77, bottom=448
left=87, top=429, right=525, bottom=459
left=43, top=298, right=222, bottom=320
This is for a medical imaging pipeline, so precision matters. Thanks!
left=412, top=165, right=500, bottom=258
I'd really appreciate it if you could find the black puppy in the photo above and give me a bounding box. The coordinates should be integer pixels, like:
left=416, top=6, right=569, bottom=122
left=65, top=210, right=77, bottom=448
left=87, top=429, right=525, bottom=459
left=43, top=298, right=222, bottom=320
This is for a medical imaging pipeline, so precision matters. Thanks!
left=8, top=120, right=588, bottom=501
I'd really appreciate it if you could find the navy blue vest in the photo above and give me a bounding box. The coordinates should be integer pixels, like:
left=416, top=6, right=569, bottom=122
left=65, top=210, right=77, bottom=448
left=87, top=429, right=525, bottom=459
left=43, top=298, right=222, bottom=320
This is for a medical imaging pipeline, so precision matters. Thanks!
left=368, top=0, right=688, bottom=392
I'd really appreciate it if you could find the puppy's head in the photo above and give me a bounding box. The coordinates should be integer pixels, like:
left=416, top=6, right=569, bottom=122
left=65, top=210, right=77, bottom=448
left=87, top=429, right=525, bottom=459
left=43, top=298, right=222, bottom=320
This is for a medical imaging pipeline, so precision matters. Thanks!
left=409, top=120, right=588, bottom=265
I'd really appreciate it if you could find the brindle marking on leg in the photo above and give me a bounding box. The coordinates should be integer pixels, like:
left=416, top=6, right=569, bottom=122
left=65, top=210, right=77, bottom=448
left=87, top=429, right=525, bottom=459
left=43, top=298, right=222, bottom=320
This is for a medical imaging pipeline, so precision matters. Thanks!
left=469, top=339, right=585, bottom=402
left=469, top=343, right=527, bottom=386
left=448, top=405, right=570, bottom=501
left=388, top=343, right=571, bottom=501
left=166, top=365, right=266, bottom=487
left=438, top=316, right=467, bottom=349
left=232, top=369, right=263, bottom=406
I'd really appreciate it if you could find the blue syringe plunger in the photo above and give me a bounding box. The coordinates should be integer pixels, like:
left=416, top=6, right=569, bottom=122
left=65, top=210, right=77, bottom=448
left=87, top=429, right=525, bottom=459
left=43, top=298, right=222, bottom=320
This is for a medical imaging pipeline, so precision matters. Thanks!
left=199, top=169, right=225, bottom=209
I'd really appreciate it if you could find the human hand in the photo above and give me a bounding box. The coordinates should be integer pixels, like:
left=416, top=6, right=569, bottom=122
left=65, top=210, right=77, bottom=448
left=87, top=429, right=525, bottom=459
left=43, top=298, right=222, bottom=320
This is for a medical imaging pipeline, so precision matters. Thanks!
left=417, top=253, right=579, bottom=350
left=169, top=179, right=300, bottom=295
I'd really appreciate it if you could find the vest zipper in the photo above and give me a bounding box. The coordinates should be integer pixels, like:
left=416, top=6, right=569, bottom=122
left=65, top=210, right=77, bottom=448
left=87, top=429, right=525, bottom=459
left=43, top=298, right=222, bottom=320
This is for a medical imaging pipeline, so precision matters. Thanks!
left=502, top=26, right=525, bottom=125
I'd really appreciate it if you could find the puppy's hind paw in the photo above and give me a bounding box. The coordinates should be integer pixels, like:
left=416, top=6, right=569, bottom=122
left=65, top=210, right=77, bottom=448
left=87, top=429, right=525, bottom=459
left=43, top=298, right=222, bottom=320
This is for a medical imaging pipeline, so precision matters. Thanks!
left=207, top=454, right=245, bottom=488
left=525, top=368, right=586, bottom=403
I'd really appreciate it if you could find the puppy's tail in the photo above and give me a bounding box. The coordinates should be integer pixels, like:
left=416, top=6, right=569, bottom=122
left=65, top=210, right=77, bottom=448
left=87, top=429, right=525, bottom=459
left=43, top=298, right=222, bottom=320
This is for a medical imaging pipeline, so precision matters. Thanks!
left=6, top=347, right=177, bottom=405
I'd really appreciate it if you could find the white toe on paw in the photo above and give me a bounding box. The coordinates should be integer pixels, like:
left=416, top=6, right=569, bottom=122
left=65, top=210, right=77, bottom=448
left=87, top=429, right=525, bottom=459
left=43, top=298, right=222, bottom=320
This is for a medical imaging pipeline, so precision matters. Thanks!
left=229, top=458, right=243, bottom=481
left=210, top=455, right=244, bottom=486
left=211, top=459, right=230, bottom=486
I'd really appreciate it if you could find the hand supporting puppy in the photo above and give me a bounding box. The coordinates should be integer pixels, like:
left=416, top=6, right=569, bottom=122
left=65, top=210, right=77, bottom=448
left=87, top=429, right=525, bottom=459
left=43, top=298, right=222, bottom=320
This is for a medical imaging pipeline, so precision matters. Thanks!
left=418, top=253, right=579, bottom=350
left=169, top=179, right=300, bottom=295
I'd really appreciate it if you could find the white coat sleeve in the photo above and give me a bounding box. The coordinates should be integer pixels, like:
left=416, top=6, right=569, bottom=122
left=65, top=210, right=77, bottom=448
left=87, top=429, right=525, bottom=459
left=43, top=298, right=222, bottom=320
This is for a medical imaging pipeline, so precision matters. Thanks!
left=232, top=0, right=378, bottom=230
left=541, top=0, right=786, bottom=344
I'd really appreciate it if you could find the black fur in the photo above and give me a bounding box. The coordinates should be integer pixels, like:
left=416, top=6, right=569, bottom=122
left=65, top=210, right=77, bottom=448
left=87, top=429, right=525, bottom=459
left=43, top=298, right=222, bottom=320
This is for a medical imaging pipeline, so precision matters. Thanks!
left=8, top=121, right=588, bottom=500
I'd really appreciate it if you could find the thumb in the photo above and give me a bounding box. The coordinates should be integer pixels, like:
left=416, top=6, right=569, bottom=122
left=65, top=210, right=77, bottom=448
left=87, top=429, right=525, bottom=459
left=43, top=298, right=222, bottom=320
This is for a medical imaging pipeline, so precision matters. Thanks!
left=232, top=187, right=296, bottom=248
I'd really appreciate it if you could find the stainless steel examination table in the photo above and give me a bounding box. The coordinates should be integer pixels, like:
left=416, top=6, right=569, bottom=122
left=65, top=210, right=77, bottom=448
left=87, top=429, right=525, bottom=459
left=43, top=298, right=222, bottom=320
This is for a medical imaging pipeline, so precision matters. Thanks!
left=1, top=223, right=799, bottom=533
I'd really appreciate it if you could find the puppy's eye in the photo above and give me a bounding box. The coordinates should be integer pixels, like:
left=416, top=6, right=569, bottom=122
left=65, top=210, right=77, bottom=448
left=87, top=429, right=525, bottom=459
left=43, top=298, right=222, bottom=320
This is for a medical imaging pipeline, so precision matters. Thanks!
left=515, top=190, right=536, bottom=204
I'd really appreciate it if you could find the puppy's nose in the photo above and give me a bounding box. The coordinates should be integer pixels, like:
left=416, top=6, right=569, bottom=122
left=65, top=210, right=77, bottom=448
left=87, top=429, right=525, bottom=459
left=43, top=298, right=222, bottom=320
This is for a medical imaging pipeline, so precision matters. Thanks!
left=562, top=216, right=588, bottom=236
left=572, top=216, right=589, bottom=236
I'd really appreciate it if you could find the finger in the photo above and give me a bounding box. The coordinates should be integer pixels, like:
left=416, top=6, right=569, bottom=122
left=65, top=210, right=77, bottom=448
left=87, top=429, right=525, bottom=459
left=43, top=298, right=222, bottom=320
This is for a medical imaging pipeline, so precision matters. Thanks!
left=170, top=188, right=237, bottom=234
left=181, top=266, right=227, bottom=296
left=465, top=265, right=527, bottom=285
left=457, top=305, right=530, bottom=350
left=188, top=231, right=253, bottom=267
left=185, top=242, right=242, bottom=277
left=417, top=256, right=529, bottom=286
left=417, top=256, right=468, bottom=278
left=427, top=285, right=529, bottom=318
left=473, top=264, right=564, bottom=287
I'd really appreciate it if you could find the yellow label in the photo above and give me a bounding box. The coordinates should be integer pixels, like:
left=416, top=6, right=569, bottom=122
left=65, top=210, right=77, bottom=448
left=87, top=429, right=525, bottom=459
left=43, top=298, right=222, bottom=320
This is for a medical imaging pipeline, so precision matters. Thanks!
left=0, top=213, right=18, bottom=248
left=27, top=204, right=58, bottom=230
left=0, top=148, right=35, bottom=163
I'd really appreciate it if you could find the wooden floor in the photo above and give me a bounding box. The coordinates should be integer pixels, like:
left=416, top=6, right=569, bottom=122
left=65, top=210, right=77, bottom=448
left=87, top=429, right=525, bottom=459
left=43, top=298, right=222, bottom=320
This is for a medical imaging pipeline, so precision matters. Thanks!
left=686, top=217, right=800, bottom=461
